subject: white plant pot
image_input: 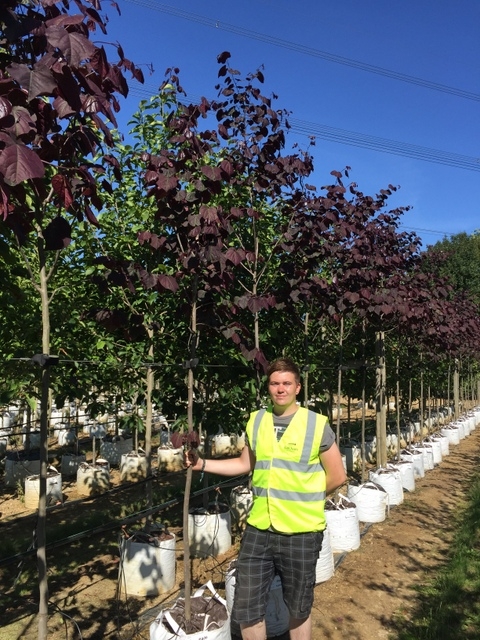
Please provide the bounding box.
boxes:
[347,481,388,523]
[400,449,425,479]
[230,485,253,532]
[325,497,360,553]
[5,457,41,487]
[341,442,362,472]
[119,531,176,596]
[61,453,86,476]
[120,451,148,482]
[100,437,133,466]
[369,468,404,506]
[388,461,415,492]
[157,446,184,473]
[210,434,235,458]
[22,431,41,449]
[315,525,335,583]
[57,428,77,447]
[188,505,231,558]
[24,469,62,509]
[76,462,110,496]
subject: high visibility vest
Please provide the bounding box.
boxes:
[246,407,328,534]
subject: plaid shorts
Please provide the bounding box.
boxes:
[232,524,324,625]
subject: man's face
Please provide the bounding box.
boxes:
[268,370,301,414]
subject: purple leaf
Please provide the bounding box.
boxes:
[51,174,74,209]
[170,432,185,448]
[0,97,12,120]
[217,51,231,64]
[0,143,45,185]
[7,63,57,101]
[201,165,222,181]
[45,26,96,67]
[157,274,179,292]
[43,216,72,250]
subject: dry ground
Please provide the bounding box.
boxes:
[0,420,479,640]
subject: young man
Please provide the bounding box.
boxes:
[186,357,346,640]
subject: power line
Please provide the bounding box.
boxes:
[127,85,480,172]
[124,0,480,103]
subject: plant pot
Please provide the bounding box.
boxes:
[440,425,460,446]
[235,431,245,453]
[188,503,232,558]
[120,451,148,482]
[150,581,230,639]
[412,444,434,471]
[400,448,425,479]
[347,481,388,523]
[209,434,235,458]
[24,468,62,509]
[76,462,110,496]
[100,436,133,466]
[5,452,41,487]
[369,467,404,506]
[424,438,442,465]
[325,495,360,553]
[225,561,288,639]
[315,525,335,583]
[229,485,253,532]
[22,430,41,449]
[341,442,362,472]
[61,453,86,476]
[157,446,184,473]
[57,428,77,447]
[119,530,176,596]
[387,461,415,492]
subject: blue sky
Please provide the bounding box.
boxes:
[103,0,480,249]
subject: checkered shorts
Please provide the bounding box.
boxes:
[232,524,324,625]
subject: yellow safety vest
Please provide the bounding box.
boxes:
[246,407,327,534]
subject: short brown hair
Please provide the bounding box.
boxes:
[266,357,301,384]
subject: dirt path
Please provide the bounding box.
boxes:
[309,424,480,640]
[2,423,479,640]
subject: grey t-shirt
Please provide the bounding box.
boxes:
[246,410,336,453]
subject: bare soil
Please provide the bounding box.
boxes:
[1,423,479,640]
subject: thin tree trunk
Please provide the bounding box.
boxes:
[396,355,401,461]
[303,313,309,407]
[375,331,387,468]
[144,330,154,531]
[361,320,367,483]
[183,293,197,622]
[37,236,50,640]
[335,317,344,444]
[419,353,424,440]
[454,359,460,418]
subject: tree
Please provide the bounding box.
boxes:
[0,1,142,637]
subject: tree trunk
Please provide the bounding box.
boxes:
[303,313,309,407]
[375,331,387,468]
[335,317,344,444]
[453,359,460,418]
[37,236,51,640]
[144,330,154,531]
[183,295,197,622]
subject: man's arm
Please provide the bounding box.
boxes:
[320,442,347,494]
[187,442,255,477]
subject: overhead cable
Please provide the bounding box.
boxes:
[124,0,480,102]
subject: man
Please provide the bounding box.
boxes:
[187,357,346,640]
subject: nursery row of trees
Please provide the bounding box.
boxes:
[1,54,480,433]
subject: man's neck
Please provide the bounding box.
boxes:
[273,404,299,417]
